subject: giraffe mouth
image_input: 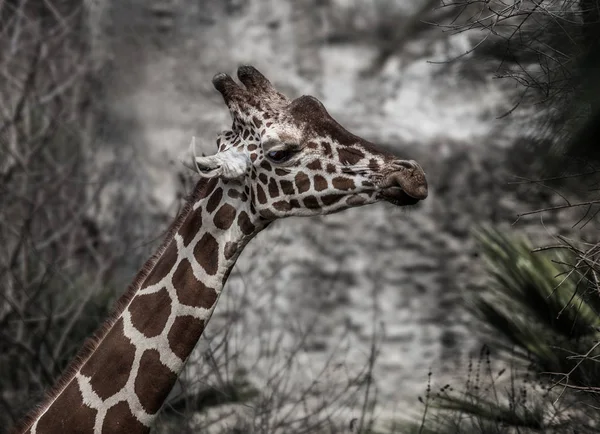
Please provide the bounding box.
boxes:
[379,187,422,206]
[377,162,428,206]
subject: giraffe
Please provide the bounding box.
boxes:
[12,65,428,434]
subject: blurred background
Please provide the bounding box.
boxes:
[2,0,600,432]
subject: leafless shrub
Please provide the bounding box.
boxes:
[0,1,153,430]
[528,189,600,402]
[152,247,384,433]
[431,1,590,106]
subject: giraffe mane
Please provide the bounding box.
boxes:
[11,180,208,434]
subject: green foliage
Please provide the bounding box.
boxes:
[402,228,600,433]
[472,228,600,388]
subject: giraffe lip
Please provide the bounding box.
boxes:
[380,187,421,206]
[385,162,428,201]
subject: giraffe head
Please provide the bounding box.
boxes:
[184,65,427,220]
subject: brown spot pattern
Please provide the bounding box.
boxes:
[332,177,355,191]
[280,180,295,195]
[237,211,255,235]
[134,350,177,414]
[193,233,219,275]
[102,402,146,434]
[260,160,272,171]
[199,178,218,200]
[268,178,280,197]
[326,163,337,173]
[290,199,301,208]
[227,189,241,199]
[307,160,322,170]
[143,242,177,288]
[322,194,345,206]
[168,316,205,360]
[261,209,277,220]
[275,168,288,176]
[36,382,96,433]
[179,210,202,246]
[347,195,367,206]
[295,172,310,193]
[313,175,328,191]
[338,148,364,165]
[273,201,292,211]
[213,203,237,230]
[128,288,171,338]
[172,259,218,308]
[259,173,268,184]
[224,242,237,260]
[256,184,267,204]
[206,188,223,214]
[81,319,135,400]
[304,196,319,209]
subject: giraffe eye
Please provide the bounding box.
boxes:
[266,149,294,163]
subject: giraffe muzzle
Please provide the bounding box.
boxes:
[379,160,428,206]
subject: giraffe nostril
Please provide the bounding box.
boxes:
[395,159,422,171]
[397,160,414,169]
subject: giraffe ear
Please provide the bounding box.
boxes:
[180,137,249,180]
[180,137,220,178]
[190,155,223,178]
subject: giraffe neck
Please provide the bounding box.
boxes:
[21,178,263,434]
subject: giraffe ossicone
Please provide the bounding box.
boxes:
[14,65,428,434]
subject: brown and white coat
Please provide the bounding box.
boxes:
[13,66,428,434]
